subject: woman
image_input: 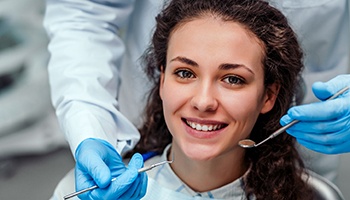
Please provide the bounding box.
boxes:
[127,0,313,199]
[53,0,314,199]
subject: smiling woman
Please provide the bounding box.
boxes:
[124,0,314,199]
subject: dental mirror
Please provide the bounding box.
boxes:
[239,86,349,149]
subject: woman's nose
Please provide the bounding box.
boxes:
[190,83,218,112]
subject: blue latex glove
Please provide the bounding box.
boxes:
[280,75,350,154]
[75,138,147,199]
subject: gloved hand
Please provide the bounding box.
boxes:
[75,138,147,199]
[280,75,350,154]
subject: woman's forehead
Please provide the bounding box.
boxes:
[167,17,265,74]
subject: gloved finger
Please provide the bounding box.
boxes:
[134,172,148,199]
[128,153,144,168]
[297,138,350,154]
[90,166,139,200]
[75,153,111,190]
[125,172,148,200]
[90,153,144,200]
[288,128,350,145]
[285,98,348,121]
[284,116,348,135]
[94,140,127,176]
[280,114,293,126]
[75,156,112,200]
[120,173,144,200]
[312,75,350,100]
[117,153,146,199]
[75,167,96,200]
[76,149,113,188]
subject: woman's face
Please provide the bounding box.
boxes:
[160,17,278,161]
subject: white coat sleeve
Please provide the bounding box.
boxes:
[43,0,140,156]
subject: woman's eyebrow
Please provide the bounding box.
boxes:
[170,56,255,75]
[170,56,198,67]
[219,63,255,75]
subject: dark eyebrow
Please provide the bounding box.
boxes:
[219,63,255,75]
[170,56,254,75]
[170,56,199,67]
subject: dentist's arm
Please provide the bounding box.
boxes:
[281,75,350,154]
[44,0,140,156]
[43,0,144,198]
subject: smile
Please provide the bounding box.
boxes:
[185,119,227,132]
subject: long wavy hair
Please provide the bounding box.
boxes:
[126,0,313,199]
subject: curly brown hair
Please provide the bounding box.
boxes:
[126,0,313,199]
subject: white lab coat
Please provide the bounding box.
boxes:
[44,0,349,182]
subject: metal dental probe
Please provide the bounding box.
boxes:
[238,86,349,148]
[63,153,174,200]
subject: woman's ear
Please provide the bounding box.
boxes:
[159,66,165,100]
[260,83,280,114]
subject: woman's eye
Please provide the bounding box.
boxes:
[223,76,245,85]
[175,69,194,79]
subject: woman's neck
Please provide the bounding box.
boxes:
[168,144,248,192]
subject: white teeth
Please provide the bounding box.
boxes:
[195,124,201,130]
[186,120,223,132]
[191,123,196,129]
[202,125,208,131]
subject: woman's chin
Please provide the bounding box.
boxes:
[181,145,220,161]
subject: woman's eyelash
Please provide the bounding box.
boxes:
[174,69,195,79]
[222,75,246,85]
[173,69,245,85]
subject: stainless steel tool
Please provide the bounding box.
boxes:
[239,86,349,148]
